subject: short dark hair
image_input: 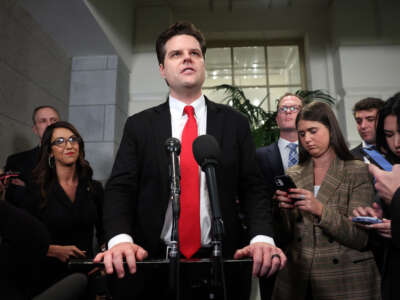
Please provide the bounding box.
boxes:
[276,93,304,110]
[296,101,354,164]
[376,92,400,163]
[32,105,60,125]
[352,97,385,117]
[155,21,206,65]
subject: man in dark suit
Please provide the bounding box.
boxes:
[1,106,60,205]
[350,97,384,160]
[256,93,303,189]
[256,93,302,300]
[95,21,286,299]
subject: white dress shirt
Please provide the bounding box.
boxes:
[278,137,299,171]
[361,141,373,164]
[108,95,274,249]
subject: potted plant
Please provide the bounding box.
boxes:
[215,84,335,147]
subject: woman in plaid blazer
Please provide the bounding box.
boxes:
[273,102,381,300]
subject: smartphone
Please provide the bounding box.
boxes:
[361,148,392,171]
[274,175,296,192]
[352,216,383,225]
[0,171,19,184]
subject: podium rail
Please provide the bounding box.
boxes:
[69,258,252,300]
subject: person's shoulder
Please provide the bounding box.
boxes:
[344,159,368,170]
[6,147,38,167]
[256,142,278,154]
[350,143,364,158]
[123,101,169,132]
[350,143,363,152]
[91,180,104,190]
[128,102,166,119]
[342,159,372,182]
[206,98,247,119]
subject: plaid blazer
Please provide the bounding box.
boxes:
[273,157,381,300]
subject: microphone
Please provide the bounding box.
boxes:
[33,273,88,300]
[192,135,220,169]
[192,135,224,244]
[164,137,181,192]
[164,137,181,249]
[165,137,181,155]
[192,135,227,298]
[165,137,182,298]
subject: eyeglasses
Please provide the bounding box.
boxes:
[51,136,80,147]
[278,105,301,113]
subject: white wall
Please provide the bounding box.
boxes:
[0,1,70,166]
[330,0,400,147]
[69,55,129,181]
[335,45,400,147]
[84,0,135,70]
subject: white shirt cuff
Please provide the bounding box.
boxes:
[108,234,134,249]
[250,235,276,246]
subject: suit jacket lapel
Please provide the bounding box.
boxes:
[317,157,345,206]
[153,100,172,208]
[205,98,224,143]
[269,142,284,175]
[294,159,314,192]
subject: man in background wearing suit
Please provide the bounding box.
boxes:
[255,93,302,300]
[256,93,303,187]
[350,97,385,161]
[1,106,60,205]
[95,21,286,299]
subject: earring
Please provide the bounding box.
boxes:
[48,156,54,168]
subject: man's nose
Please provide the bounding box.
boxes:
[360,119,368,128]
[183,51,192,62]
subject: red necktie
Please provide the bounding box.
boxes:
[179,105,201,258]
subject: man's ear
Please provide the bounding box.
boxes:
[32,124,39,137]
[159,63,165,78]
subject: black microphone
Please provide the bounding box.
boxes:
[164,137,181,253]
[192,135,224,243]
[33,273,88,300]
[164,137,181,189]
[165,137,181,155]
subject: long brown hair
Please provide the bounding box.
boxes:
[33,121,93,207]
[296,101,354,164]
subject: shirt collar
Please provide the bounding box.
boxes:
[278,137,298,149]
[169,94,205,117]
[362,141,374,149]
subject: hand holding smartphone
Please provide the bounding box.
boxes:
[274,175,296,192]
[352,216,383,225]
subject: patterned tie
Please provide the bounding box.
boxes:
[287,143,298,168]
[179,105,201,258]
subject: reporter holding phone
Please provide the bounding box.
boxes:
[273,102,380,300]
[352,92,400,300]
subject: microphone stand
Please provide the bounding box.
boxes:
[202,158,227,300]
[166,144,181,300]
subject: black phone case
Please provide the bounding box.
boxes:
[274,175,296,192]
